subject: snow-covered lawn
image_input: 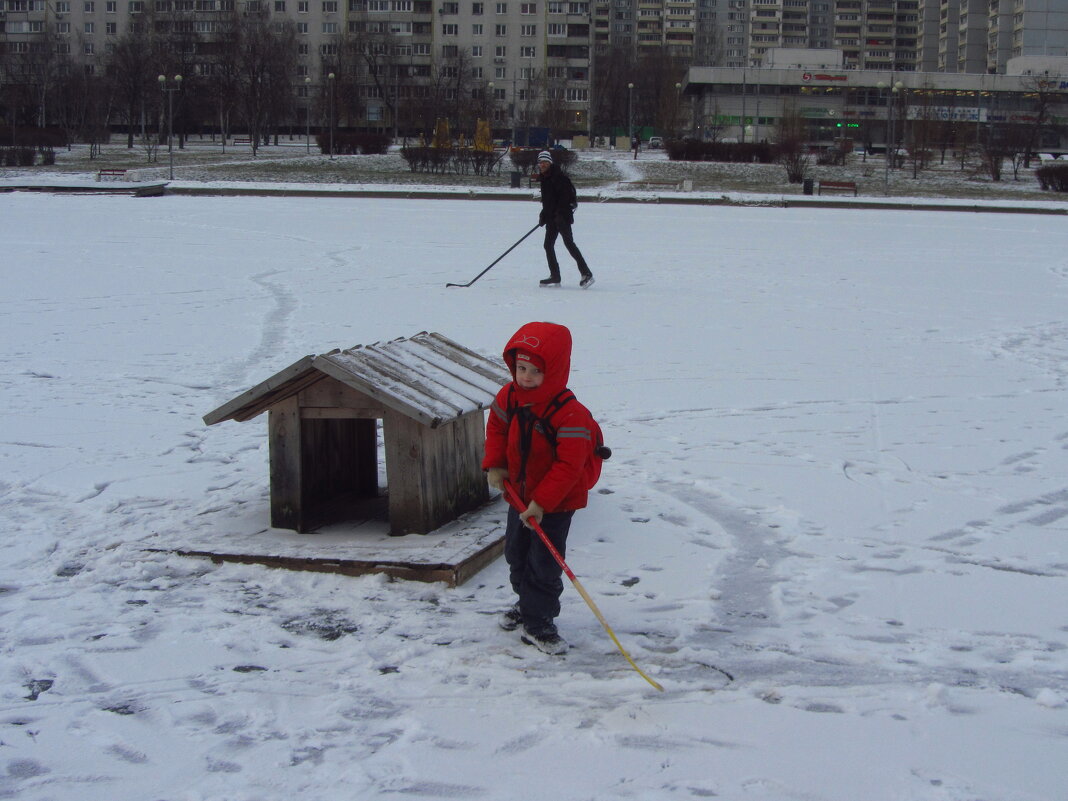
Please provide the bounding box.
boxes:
[1,190,1067,800]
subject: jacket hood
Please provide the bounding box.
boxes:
[503,321,572,406]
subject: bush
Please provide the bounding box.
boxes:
[665,138,775,164]
[399,145,510,175]
[509,147,576,172]
[1,147,37,167]
[817,142,850,166]
[1035,162,1068,192]
[0,126,67,149]
[399,145,454,174]
[316,132,392,155]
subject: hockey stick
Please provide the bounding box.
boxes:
[503,481,665,692]
[445,225,540,288]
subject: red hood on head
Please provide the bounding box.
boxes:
[503,321,572,406]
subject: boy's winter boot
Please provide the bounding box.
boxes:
[521,619,569,655]
[498,603,522,631]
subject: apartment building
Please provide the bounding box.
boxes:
[0,0,594,135]
[750,0,1068,74]
[728,0,921,71]
[431,0,593,133]
[1008,0,1068,60]
[590,0,701,59]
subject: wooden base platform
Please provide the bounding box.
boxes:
[156,498,506,587]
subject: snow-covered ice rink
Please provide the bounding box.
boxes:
[2,191,1067,800]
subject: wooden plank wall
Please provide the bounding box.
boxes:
[384,410,488,535]
[269,376,489,536]
[269,397,303,531]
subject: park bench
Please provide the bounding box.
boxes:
[233,137,252,146]
[97,168,128,181]
[818,180,858,196]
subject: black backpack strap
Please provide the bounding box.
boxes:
[511,389,575,485]
[537,390,575,448]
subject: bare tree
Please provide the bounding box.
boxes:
[1020,75,1062,168]
[55,64,114,158]
[590,45,633,140]
[905,84,937,178]
[1,20,68,131]
[225,11,297,154]
[106,17,163,148]
[775,104,810,184]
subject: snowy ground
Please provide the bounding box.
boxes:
[1,189,1067,801]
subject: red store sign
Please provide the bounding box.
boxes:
[802,72,849,82]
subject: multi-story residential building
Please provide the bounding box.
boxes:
[0,0,594,137]
[590,0,699,58]
[914,0,946,71]
[952,0,991,71]
[1008,0,1068,60]
[3,0,1065,141]
[741,0,1065,75]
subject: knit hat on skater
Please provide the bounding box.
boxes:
[515,350,546,372]
[537,150,553,164]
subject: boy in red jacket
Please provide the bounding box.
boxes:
[483,321,595,655]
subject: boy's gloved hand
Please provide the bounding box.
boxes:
[521,500,544,528]
[486,467,507,490]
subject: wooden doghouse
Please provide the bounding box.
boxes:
[203,332,508,535]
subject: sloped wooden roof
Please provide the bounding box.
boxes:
[203,332,508,429]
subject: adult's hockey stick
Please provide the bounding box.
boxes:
[503,481,664,692]
[445,225,540,288]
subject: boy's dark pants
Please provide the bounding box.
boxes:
[505,506,575,625]
[543,218,590,279]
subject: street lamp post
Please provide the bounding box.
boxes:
[674,82,682,139]
[157,74,182,180]
[328,72,335,160]
[487,81,494,136]
[877,79,903,194]
[510,71,517,146]
[304,76,311,153]
[627,82,634,145]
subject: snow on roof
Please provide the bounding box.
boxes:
[203,331,507,428]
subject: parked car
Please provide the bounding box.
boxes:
[647,136,664,149]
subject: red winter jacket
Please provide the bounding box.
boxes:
[482,321,594,513]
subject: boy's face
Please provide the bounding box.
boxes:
[538,160,551,174]
[515,360,544,389]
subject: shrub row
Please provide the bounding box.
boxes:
[315,132,392,155]
[0,126,68,149]
[0,146,56,166]
[509,147,576,172]
[665,138,776,164]
[399,146,506,175]
[1035,162,1068,192]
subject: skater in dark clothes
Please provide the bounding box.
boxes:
[534,150,594,289]
[483,321,596,654]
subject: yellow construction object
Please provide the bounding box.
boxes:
[432,118,450,148]
[475,119,493,152]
